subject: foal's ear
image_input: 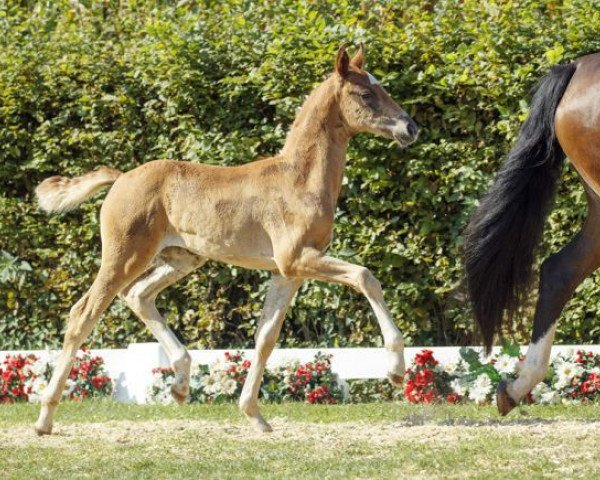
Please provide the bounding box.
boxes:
[350,43,366,70]
[335,46,350,77]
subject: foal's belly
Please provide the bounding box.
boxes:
[163,227,278,272]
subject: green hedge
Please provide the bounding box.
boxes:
[2,0,600,350]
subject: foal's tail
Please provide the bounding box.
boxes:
[464,62,577,353]
[36,167,123,213]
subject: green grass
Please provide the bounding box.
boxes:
[2,401,600,479]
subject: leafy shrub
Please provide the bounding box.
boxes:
[2,1,600,349]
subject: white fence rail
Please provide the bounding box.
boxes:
[4,343,600,403]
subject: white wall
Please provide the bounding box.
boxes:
[4,343,600,404]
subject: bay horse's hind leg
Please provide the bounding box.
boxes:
[498,187,600,414]
[239,275,303,432]
[120,247,206,403]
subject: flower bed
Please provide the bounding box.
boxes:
[4,346,600,406]
[145,347,600,405]
[348,347,600,405]
[147,352,344,404]
[0,348,112,403]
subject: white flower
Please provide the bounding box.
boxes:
[210,359,229,374]
[468,374,493,404]
[565,348,575,358]
[64,379,77,397]
[468,386,489,404]
[444,362,459,375]
[222,378,237,396]
[479,350,492,365]
[26,377,49,403]
[531,382,551,403]
[450,379,467,396]
[540,390,560,405]
[495,355,518,375]
[553,376,570,391]
[202,374,219,394]
[556,361,582,384]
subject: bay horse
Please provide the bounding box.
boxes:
[33,45,418,434]
[465,52,600,415]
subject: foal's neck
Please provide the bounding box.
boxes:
[281,77,351,203]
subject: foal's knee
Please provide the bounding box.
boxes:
[256,328,278,351]
[355,267,381,294]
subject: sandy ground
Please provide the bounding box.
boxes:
[3,416,599,450]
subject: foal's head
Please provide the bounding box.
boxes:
[334,45,419,147]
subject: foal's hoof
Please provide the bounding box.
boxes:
[170,385,189,405]
[387,372,404,388]
[496,380,518,416]
[34,424,52,436]
[249,415,273,433]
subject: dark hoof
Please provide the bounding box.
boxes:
[34,426,52,436]
[496,380,518,416]
[387,372,404,388]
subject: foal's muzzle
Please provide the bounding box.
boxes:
[392,115,419,147]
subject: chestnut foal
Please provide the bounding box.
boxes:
[34,45,418,434]
[465,53,600,415]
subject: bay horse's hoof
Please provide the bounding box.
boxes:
[496,380,518,416]
[387,372,404,388]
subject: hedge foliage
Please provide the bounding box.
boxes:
[2,0,600,350]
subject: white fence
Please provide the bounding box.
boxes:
[4,343,600,403]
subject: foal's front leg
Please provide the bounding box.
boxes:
[239,275,303,432]
[279,248,405,386]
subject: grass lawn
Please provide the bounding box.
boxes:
[1,401,600,479]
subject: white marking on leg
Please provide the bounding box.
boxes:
[508,324,557,400]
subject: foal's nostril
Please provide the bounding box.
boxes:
[407,120,419,138]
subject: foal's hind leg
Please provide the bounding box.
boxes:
[35,203,166,434]
[35,261,154,435]
[120,247,206,403]
[498,189,600,414]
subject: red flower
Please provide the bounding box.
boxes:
[446,392,460,404]
[415,369,434,387]
[414,350,437,367]
[91,376,106,389]
[423,391,434,403]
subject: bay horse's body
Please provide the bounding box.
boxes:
[34,46,418,434]
[465,52,600,414]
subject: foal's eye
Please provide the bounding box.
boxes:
[360,91,373,99]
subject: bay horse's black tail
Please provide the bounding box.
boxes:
[464,62,577,353]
